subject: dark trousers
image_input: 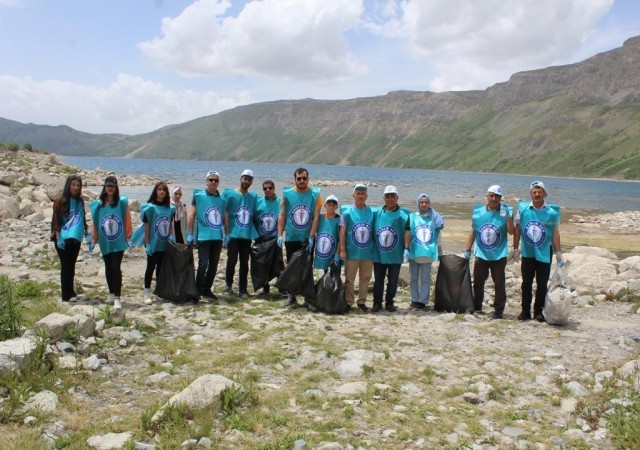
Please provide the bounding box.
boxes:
[521,256,552,315]
[55,239,81,301]
[144,251,165,289]
[284,241,306,299]
[225,238,251,293]
[196,240,223,294]
[373,262,401,306]
[103,251,124,297]
[473,257,507,312]
[174,221,184,244]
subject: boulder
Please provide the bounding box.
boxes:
[0,196,20,221]
[618,256,640,282]
[0,336,36,370]
[34,313,76,341]
[565,250,618,295]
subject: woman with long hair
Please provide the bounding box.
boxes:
[90,175,132,309]
[170,185,188,244]
[142,181,175,303]
[51,175,87,302]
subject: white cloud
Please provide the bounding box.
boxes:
[138,0,367,81]
[368,0,614,91]
[0,74,250,134]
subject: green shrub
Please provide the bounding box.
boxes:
[0,275,23,339]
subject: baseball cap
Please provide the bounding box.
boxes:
[205,170,219,180]
[241,169,254,178]
[487,184,503,196]
[530,180,547,196]
[353,183,367,192]
[325,194,339,204]
[383,185,398,195]
[104,175,118,186]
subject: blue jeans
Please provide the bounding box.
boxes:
[373,262,401,306]
[409,260,432,305]
[196,240,223,294]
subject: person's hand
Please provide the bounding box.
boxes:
[87,241,95,253]
[168,235,175,243]
[127,241,133,250]
[463,250,471,260]
[556,251,565,268]
[187,234,195,244]
[306,236,315,252]
[513,248,521,262]
[403,249,411,263]
[146,245,153,256]
[56,236,65,250]
[223,234,231,248]
[333,252,341,263]
[276,236,283,248]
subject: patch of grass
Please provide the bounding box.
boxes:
[0,275,22,340]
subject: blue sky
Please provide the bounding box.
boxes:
[0,0,638,134]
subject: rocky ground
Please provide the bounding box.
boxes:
[0,149,639,450]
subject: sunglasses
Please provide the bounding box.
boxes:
[296,176,308,181]
[207,178,220,183]
[263,186,274,191]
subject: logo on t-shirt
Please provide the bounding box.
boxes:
[316,232,336,258]
[62,210,80,231]
[376,225,398,252]
[291,204,311,230]
[351,222,372,249]
[235,206,253,229]
[478,223,500,250]
[259,212,278,235]
[204,206,223,229]
[154,216,172,241]
[101,214,123,241]
[415,224,434,245]
[524,220,546,247]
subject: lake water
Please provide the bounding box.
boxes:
[63,156,640,213]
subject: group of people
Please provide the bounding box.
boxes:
[51,167,563,321]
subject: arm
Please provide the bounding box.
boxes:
[187,205,196,236]
[403,229,411,250]
[124,205,133,241]
[552,225,561,253]
[465,229,475,252]
[277,199,286,238]
[513,224,521,250]
[310,197,322,237]
[506,213,515,235]
[144,223,150,246]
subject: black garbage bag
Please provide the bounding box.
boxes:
[154,242,200,303]
[310,261,347,314]
[275,247,316,299]
[434,254,474,313]
[250,236,285,292]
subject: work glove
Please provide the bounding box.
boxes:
[223,235,231,247]
[146,245,153,256]
[56,236,65,250]
[513,248,521,262]
[500,203,510,216]
[187,234,195,244]
[276,236,283,248]
[306,236,315,252]
[463,250,471,260]
[126,241,133,250]
[556,251,565,268]
[168,235,175,243]
[333,252,341,263]
[87,241,95,253]
[403,249,411,263]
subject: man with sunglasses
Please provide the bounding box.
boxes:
[513,181,564,322]
[277,167,322,307]
[188,170,226,301]
[464,185,514,319]
[254,179,282,296]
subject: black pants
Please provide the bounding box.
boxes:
[174,220,184,244]
[103,251,124,297]
[473,257,507,312]
[225,238,251,293]
[144,251,165,289]
[196,240,223,294]
[521,255,552,315]
[55,239,81,301]
[373,262,401,306]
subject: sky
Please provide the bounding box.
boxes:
[0,0,639,135]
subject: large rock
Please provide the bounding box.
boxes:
[0,336,36,370]
[87,432,132,450]
[565,248,618,295]
[151,374,243,422]
[0,195,20,221]
[34,313,77,341]
[618,256,640,282]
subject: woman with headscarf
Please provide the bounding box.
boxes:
[171,185,188,244]
[90,175,133,309]
[51,174,87,302]
[404,193,444,310]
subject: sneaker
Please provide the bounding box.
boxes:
[144,288,151,299]
[202,291,218,301]
[492,311,504,319]
[357,304,369,312]
[283,295,298,307]
[113,298,123,309]
[68,296,77,303]
[517,311,531,321]
[535,313,546,323]
[385,304,398,313]
[410,302,425,310]
[371,303,383,313]
[144,296,153,305]
[344,305,352,313]
[224,285,234,294]
[240,292,249,299]
[105,294,115,305]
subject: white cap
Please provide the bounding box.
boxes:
[383,185,398,195]
[530,180,546,194]
[241,169,254,178]
[325,194,339,204]
[487,184,503,196]
[353,183,367,192]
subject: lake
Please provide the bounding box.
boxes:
[62,156,640,213]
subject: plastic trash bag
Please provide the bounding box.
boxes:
[275,247,316,299]
[544,266,571,326]
[250,236,284,292]
[154,242,200,303]
[434,254,474,313]
[310,261,347,314]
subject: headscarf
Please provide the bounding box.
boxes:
[170,185,185,219]
[416,192,444,229]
